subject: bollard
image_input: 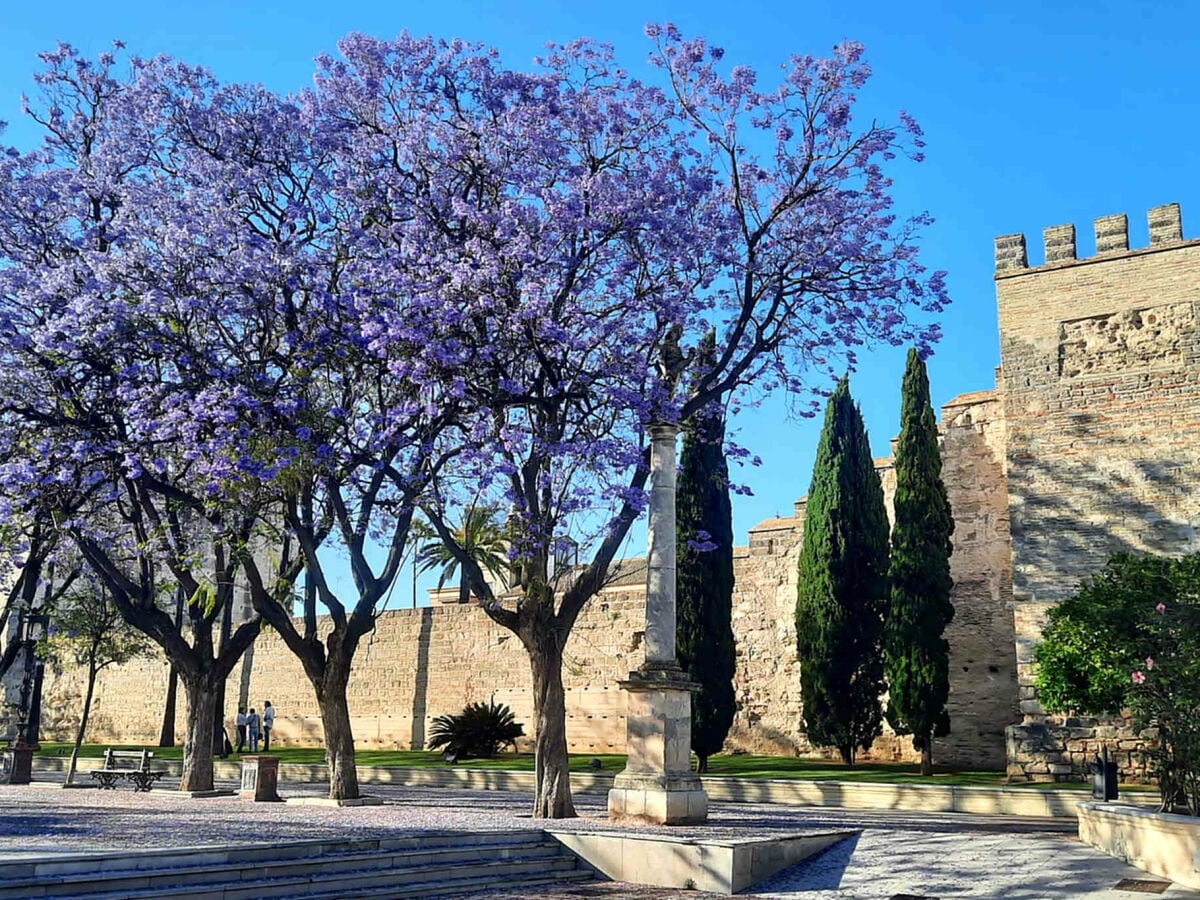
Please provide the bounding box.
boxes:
[1091,746,1119,802]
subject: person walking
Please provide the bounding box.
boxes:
[247,707,261,754]
[235,707,247,754]
[262,701,276,752]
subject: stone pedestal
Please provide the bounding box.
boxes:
[239,755,281,802]
[608,423,709,824]
[0,747,33,786]
[608,668,708,824]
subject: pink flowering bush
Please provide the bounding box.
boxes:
[1036,552,1200,814]
[1127,574,1200,815]
[1035,553,1173,715]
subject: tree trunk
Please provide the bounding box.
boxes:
[65,660,98,787]
[180,676,217,792]
[839,745,855,766]
[159,587,186,748]
[212,598,233,754]
[159,666,178,747]
[920,738,933,777]
[528,641,575,819]
[316,659,359,801]
[458,572,470,605]
[697,754,709,774]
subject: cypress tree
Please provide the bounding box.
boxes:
[795,376,890,765]
[676,332,737,774]
[884,348,955,776]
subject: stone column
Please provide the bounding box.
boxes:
[608,423,708,825]
[644,425,678,667]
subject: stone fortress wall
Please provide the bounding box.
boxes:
[722,386,1017,769]
[997,203,1200,780]
[34,203,1200,779]
[37,382,1018,770]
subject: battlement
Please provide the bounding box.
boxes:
[994,203,1189,275]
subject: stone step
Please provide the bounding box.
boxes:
[38,856,586,900]
[0,840,569,900]
[311,868,597,899]
[0,829,547,881]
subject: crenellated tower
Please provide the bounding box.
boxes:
[994,204,1200,732]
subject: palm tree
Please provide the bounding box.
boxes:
[415,506,510,604]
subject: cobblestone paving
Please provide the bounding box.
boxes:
[2,775,1198,899]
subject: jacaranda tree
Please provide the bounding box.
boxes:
[0,518,80,682]
[796,377,891,764]
[0,48,289,791]
[884,348,954,776]
[359,28,947,815]
[0,46,470,801]
[676,332,737,774]
[1,26,947,814]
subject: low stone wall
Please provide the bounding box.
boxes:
[31,755,1141,819]
[549,829,857,895]
[1005,717,1155,783]
[1078,802,1200,889]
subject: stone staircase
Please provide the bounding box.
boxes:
[0,830,594,899]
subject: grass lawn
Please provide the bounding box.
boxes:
[31,741,1138,790]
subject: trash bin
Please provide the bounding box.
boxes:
[1091,748,1118,801]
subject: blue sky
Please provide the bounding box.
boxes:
[3,0,1199,605]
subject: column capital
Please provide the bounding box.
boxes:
[648,422,681,441]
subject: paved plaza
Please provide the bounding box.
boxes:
[2,773,1198,898]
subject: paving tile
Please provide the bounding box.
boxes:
[2,778,1199,898]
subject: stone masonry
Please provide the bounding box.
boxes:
[36,384,1018,771]
[724,386,1017,769]
[998,204,1200,780]
[34,202,1199,781]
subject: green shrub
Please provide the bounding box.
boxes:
[1035,553,1170,715]
[1130,557,1200,814]
[427,700,525,760]
[1035,552,1200,814]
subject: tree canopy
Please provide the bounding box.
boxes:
[884,348,955,775]
[0,27,948,814]
[796,377,890,764]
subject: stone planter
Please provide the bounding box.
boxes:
[1077,801,1200,889]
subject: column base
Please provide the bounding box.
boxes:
[239,755,282,802]
[608,669,708,825]
[608,771,708,824]
[1,747,34,786]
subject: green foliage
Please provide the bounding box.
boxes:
[884,349,955,761]
[676,332,737,771]
[1035,552,1200,814]
[1034,553,1171,715]
[415,506,510,603]
[1131,575,1200,815]
[427,700,526,759]
[39,583,153,676]
[795,376,890,764]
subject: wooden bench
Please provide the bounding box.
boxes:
[89,749,164,792]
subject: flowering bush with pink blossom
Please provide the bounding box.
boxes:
[1035,553,1200,814]
[1127,578,1200,814]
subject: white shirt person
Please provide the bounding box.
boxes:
[262,701,276,752]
